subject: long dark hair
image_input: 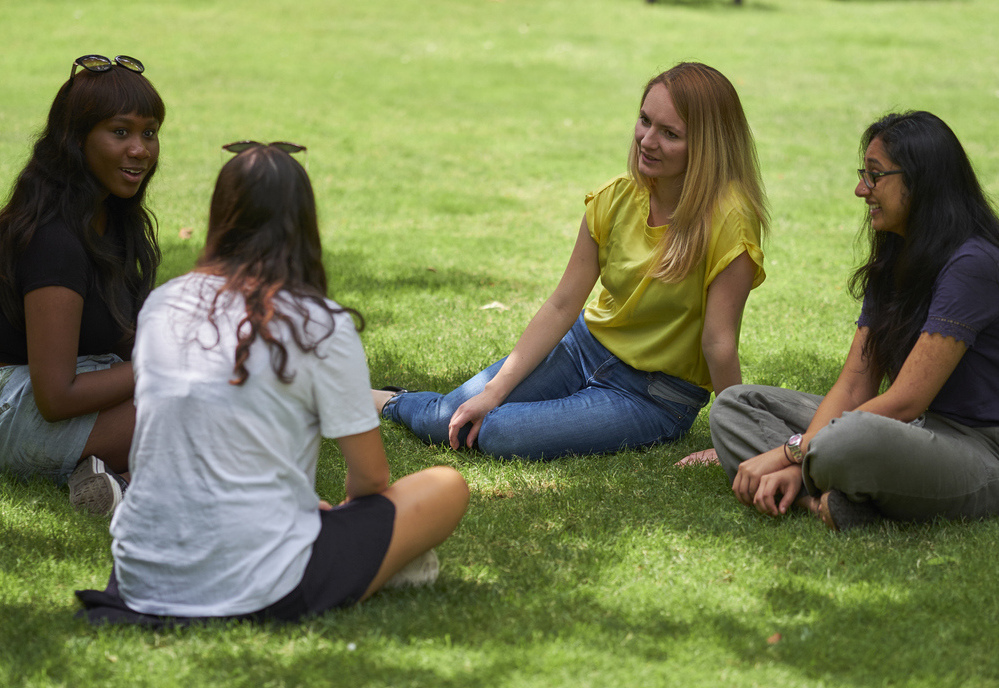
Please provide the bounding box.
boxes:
[198,144,361,386]
[0,64,164,339]
[850,111,999,381]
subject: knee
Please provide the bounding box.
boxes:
[476,417,549,461]
[710,384,766,427]
[474,414,513,459]
[429,466,470,520]
[709,385,744,427]
[806,413,888,489]
[475,425,513,460]
[436,466,469,501]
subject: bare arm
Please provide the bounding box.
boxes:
[701,250,756,395]
[740,328,967,515]
[337,427,392,501]
[675,251,756,467]
[25,286,134,422]
[447,216,600,449]
[732,327,880,507]
[796,328,964,453]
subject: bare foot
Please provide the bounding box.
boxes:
[675,448,720,467]
[797,493,821,516]
[372,389,396,414]
[815,492,837,530]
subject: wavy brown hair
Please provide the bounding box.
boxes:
[0,64,164,340]
[198,144,361,385]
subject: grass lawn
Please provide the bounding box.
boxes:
[2,0,999,685]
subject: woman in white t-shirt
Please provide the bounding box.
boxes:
[77,142,468,625]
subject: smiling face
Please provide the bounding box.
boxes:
[856,136,909,236]
[82,112,160,199]
[634,83,688,188]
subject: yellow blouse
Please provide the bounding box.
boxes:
[583,175,765,391]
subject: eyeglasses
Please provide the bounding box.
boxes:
[857,168,903,190]
[71,54,144,79]
[222,141,307,155]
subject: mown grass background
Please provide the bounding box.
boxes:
[2,0,998,686]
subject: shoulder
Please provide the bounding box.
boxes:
[20,218,90,294]
[27,218,85,255]
[584,175,646,241]
[704,183,766,286]
[585,175,640,205]
[714,183,758,225]
[150,272,216,302]
[709,183,763,243]
[938,236,999,282]
[138,273,220,324]
[952,235,999,262]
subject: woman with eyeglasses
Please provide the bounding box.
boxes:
[374,62,769,462]
[711,111,999,530]
[0,55,163,515]
[77,143,468,626]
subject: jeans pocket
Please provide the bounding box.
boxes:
[647,377,707,422]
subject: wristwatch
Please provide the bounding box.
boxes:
[785,434,805,464]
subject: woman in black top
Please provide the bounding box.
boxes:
[0,55,164,515]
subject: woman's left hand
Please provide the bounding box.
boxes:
[732,446,789,506]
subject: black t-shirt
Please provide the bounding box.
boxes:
[0,219,131,364]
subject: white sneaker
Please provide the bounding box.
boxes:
[68,456,126,517]
[383,550,440,589]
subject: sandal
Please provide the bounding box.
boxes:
[818,490,882,531]
[379,386,409,394]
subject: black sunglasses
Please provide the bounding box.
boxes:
[71,54,144,79]
[222,141,307,155]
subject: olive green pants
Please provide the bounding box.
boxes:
[710,384,999,522]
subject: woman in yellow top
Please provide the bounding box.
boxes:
[375,62,768,460]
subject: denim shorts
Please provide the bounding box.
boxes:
[0,354,121,484]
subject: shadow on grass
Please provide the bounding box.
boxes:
[645,0,778,9]
[4,345,997,685]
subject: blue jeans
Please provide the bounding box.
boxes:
[382,314,709,460]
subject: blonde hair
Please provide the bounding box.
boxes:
[628,62,769,283]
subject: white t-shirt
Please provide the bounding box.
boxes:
[110,273,379,617]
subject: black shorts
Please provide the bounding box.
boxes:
[75,494,396,627]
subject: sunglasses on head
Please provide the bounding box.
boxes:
[222,141,308,155]
[71,54,144,79]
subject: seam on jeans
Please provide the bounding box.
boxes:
[586,353,621,385]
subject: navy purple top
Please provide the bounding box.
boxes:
[859,235,999,427]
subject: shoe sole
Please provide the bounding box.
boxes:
[69,456,124,517]
[819,490,882,531]
[383,550,440,589]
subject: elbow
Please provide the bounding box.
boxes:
[373,472,391,494]
[701,335,738,370]
[34,395,72,423]
[368,466,392,494]
[887,401,928,424]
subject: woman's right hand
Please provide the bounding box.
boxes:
[446,215,600,452]
[447,389,504,450]
[732,445,791,507]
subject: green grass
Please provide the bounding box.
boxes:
[3,0,999,685]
